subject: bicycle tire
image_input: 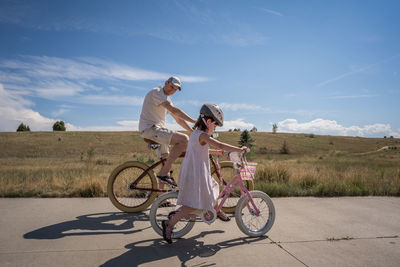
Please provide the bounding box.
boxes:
[235,190,275,237]
[211,161,254,213]
[107,161,158,213]
[150,191,195,238]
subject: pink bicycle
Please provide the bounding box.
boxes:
[149,151,276,238]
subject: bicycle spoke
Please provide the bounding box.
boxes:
[108,161,158,212]
[236,191,275,237]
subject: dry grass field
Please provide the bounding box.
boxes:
[0,131,399,197]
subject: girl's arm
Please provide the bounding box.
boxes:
[209,149,225,156]
[200,133,245,153]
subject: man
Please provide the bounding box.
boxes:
[139,76,196,185]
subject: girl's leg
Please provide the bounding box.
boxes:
[214,204,230,221]
[168,206,196,228]
[163,206,196,243]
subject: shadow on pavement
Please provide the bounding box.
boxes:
[24,212,149,239]
[101,230,268,267]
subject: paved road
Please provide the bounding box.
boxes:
[0,197,399,266]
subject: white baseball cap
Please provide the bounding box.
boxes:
[167,76,181,90]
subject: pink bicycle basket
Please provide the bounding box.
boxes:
[239,162,257,180]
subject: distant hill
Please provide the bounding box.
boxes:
[0,131,399,197]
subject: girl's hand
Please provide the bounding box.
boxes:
[241,146,250,154]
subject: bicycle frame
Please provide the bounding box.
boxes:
[150,152,275,238]
[130,153,222,193]
[130,158,166,192]
[215,168,260,216]
[175,158,260,221]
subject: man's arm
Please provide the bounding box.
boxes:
[171,114,194,133]
[161,101,196,124]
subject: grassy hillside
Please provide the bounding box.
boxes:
[0,131,399,197]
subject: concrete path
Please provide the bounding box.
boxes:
[0,197,399,266]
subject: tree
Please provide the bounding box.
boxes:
[16,123,30,132]
[272,123,278,134]
[250,127,258,132]
[239,129,254,148]
[280,140,290,154]
[53,121,66,131]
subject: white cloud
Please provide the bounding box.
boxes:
[0,56,208,105]
[35,80,86,98]
[316,64,376,87]
[218,102,263,111]
[78,95,144,106]
[259,8,283,17]
[277,118,400,137]
[326,94,378,99]
[51,104,74,117]
[68,120,140,131]
[0,84,57,131]
[163,117,255,132]
[1,56,208,83]
[316,54,400,87]
[221,119,255,131]
[0,71,30,83]
[0,83,141,132]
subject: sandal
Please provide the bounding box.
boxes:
[217,211,231,222]
[168,211,177,220]
[157,175,177,187]
[161,220,172,244]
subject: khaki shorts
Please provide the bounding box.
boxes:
[140,126,175,155]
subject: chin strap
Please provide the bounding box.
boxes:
[201,117,216,130]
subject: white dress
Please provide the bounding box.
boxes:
[177,130,219,210]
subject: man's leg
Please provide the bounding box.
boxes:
[158,132,188,177]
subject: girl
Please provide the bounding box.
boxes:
[162,103,248,244]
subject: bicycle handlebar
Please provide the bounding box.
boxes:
[227,151,250,169]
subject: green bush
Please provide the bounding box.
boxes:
[256,165,290,183]
[299,176,318,189]
[16,123,30,132]
[280,140,290,154]
[53,121,66,131]
[74,181,103,197]
[239,130,254,148]
[258,146,268,154]
[272,123,278,134]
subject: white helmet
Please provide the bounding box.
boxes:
[200,103,224,127]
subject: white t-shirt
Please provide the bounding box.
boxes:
[138,87,172,132]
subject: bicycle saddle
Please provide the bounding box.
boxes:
[143,138,159,145]
[143,138,161,150]
[143,138,186,157]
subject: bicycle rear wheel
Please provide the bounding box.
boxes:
[211,161,254,213]
[107,161,158,213]
[235,190,275,237]
[150,191,195,239]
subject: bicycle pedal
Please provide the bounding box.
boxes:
[157,175,177,187]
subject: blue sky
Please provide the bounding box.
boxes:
[1,0,399,137]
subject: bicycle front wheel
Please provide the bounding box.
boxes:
[150,191,195,239]
[235,190,275,237]
[107,161,158,213]
[211,161,254,213]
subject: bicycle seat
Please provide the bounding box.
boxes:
[144,138,159,145]
[143,138,186,157]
